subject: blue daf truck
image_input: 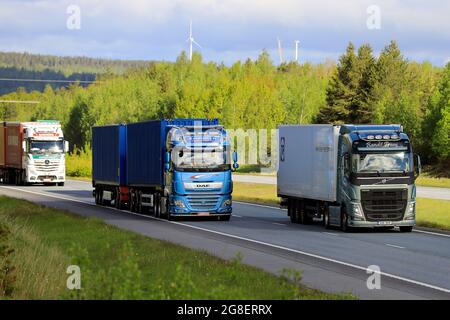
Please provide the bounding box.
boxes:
[92,119,238,220]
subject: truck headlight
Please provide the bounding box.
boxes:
[405,202,415,219]
[222,199,232,207]
[173,200,185,208]
[351,203,363,217]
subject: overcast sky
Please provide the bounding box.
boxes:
[0,0,449,65]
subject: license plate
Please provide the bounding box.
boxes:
[197,212,210,216]
[377,221,392,225]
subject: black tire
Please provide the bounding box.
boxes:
[115,188,122,209]
[154,194,161,218]
[219,215,231,221]
[324,209,331,229]
[94,189,100,205]
[289,199,297,223]
[399,226,413,233]
[57,182,65,187]
[298,200,310,224]
[341,207,351,232]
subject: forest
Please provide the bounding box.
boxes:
[0,41,448,169]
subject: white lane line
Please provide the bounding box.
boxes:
[413,229,450,238]
[233,215,243,218]
[322,232,339,236]
[385,243,405,249]
[272,222,287,226]
[2,185,450,295]
[234,201,286,211]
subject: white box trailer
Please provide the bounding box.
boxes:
[277,125,340,202]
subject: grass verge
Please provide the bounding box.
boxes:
[0,195,352,300]
[233,182,450,232]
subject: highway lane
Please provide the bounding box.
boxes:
[1,180,450,300]
[233,174,450,201]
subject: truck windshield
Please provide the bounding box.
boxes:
[352,152,412,173]
[173,147,230,172]
[30,141,64,154]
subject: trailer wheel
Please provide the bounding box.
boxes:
[324,209,331,229]
[58,182,65,187]
[289,199,297,223]
[130,190,137,212]
[115,188,122,210]
[154,194,161,218]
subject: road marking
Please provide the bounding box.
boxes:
[322,232,339,236]
[2,185,450,295]
[413,229,450,238]
[385,243,405,249]
[272,222,287,226]
[233,214,243,218]
[234,201,286,211]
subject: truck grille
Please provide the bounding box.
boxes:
[361,189,407,221]
[34,161,61,172]
[186,194,220,211]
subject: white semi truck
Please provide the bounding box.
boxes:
[0,121,69,186]
[277,124,421,232]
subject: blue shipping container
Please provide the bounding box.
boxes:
[126,119,219,187]
[92,124,127,186]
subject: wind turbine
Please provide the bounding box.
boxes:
[187,20,201,61]
[294,40,300,62]
[277,37,284,64]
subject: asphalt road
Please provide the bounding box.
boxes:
[1,180,450,300]
[233,174,450,201]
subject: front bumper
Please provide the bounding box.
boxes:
[169,194,232,215]
[348,218,415,228]
[348,200,416,228]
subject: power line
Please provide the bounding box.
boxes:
[0,78,99,84]
[0,100,40,104]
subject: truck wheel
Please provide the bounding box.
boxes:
[220,215,231,221]
[289,199,297,223]
[324,210,331,229]
[57,182,65,187]
[154,194,161,218]
[115,188,122,210]
[399,226,413,233]
[341,208,351,233]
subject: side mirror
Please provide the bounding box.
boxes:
[22,141,28,153]
[232,151,239,171]
[232,151,238,163]
[414,154,422,177]
[64,141,69,153]
[164,151,171,171]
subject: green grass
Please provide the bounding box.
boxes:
[233,182,450,232]
[416,175,450,189]
[416,198,450,231]
[0,196,352,300]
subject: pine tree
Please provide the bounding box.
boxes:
[316,43,357,123]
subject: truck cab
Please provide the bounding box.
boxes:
[335,125,420,232]
[22,121,69,185]
[164,122,237,219]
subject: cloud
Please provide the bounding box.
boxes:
[0,0,448,65]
